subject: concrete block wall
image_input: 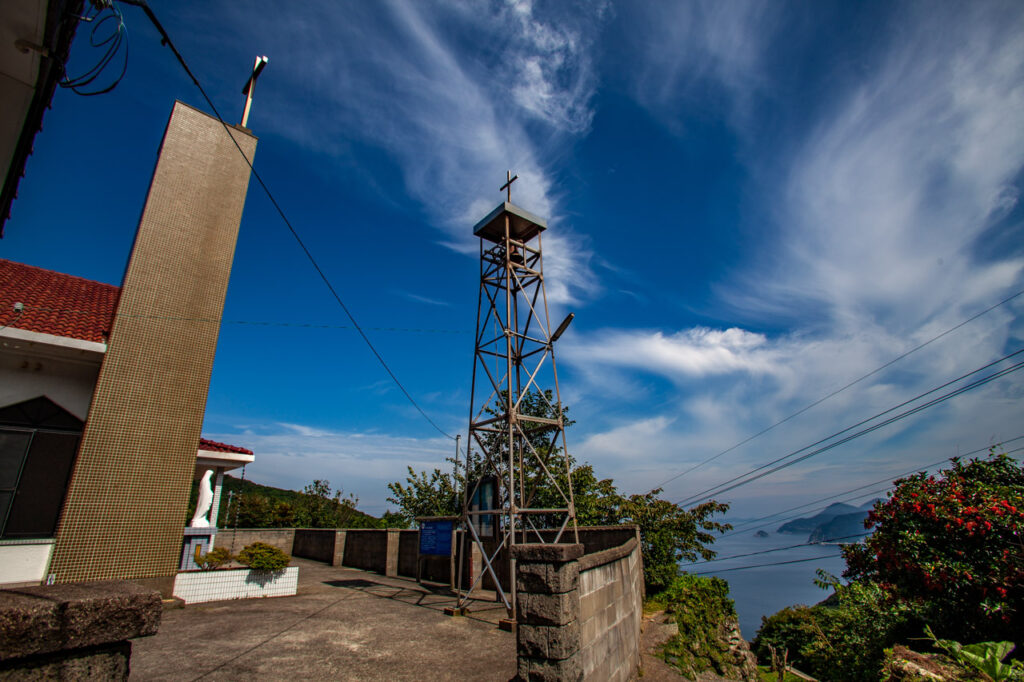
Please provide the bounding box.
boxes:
[511,528,643,682]
[214,529,295,555]
[577,536,643,682]
[292,529,340,563]
[397,529,419,577]
[341,530,388,573]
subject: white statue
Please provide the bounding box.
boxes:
[190,469,214,528]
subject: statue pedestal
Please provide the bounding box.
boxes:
[180,527,217,570]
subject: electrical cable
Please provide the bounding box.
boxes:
[692,553,845,575]
[676,349,1024,507]
[721,439,1024,537]
[651,287,1024,493]
[0,304,25,331]
[680,358,1024,506]
[12,303,468,334]
[60,1,129,96]
[683,532,870,567]
[117,0,456,440]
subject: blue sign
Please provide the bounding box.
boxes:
[419,520,453,556]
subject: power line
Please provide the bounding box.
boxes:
[722,439,1024,537]
[652,287,1024,493]
[9,303,469,335]
[684,532,870,567]
[119,0,456,440]
[692,553,844,575]
[60,1,129,96]
[677,350,1024,507]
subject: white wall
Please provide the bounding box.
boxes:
[0,332,102,418]
[0,541,55,585]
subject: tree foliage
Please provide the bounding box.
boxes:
[843,453,1024,643]
[620,491,731,593]
[385,393,730,591]
[753,578,917,682]
[222,479,382,529]
[386,467,459,522]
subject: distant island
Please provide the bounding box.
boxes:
[754,530,770,538]
[777,499,881,542]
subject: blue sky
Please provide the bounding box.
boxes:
[4,0,1023,517]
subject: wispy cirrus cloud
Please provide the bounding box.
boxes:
[212,0,607,304]
[566,2,1024,512]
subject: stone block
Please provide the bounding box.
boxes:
[517,621,580,661]
[516,560,579,595]
[579,594,595,623]
[0,641,131,680]
[517,591,579,627]
[0,581,160,660]
[517,654,583,682]
[511,544,583,564]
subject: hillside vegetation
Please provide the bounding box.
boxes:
[188,475,385,529]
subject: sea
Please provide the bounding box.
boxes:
[681,530,849,641]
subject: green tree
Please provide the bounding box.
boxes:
[298,479,360,528]
[234,492,271,527]
[386,467,459,524]
[752,579,916,682]
[842,452,1024,643]
[620,490,730,593]
[385,394,731,591]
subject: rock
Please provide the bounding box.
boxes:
[881,645,973,681]
[719,619,759,681]
[754,530,770,538]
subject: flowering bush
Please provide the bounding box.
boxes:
[843,453,1024,643]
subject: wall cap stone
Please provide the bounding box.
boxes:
[512,544,583,563]
[578,536,639,572]
[0,581,161,660]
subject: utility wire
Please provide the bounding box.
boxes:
[693,553,844,575]
[10,303,468,334]
[723,445,1020,540]
[722,438,1024,537]
[684,533,870,567]
[118,0,456,440]
[61,1,129,96]
[681,359,1024,506]
[652,287,1024,493]
[677,350,1024,507]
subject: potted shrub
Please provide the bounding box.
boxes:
[173,542,299,604]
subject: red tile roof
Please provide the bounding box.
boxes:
[1,260,253,457]
[0,259,119,344]
[199,438,254,455]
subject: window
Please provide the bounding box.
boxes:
[0,398,82,539]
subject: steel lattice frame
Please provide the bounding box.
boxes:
[457,207,578,617]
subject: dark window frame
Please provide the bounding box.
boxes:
[0,398,83,540]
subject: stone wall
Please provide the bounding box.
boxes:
[214,529,295,555]
[0,581,160,680]
[511,527,643,682]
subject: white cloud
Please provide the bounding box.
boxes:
[564,327,775,379]
[215,0,606,304]
[206,423,452,516]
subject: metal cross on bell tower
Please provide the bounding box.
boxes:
[456,172,578,618]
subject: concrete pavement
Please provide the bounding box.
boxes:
[130,558,515,681]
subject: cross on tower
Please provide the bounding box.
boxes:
[500,170,518,202]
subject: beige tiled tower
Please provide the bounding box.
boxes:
[48,102,257,586]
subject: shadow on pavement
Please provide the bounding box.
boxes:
[323,577,508,626]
